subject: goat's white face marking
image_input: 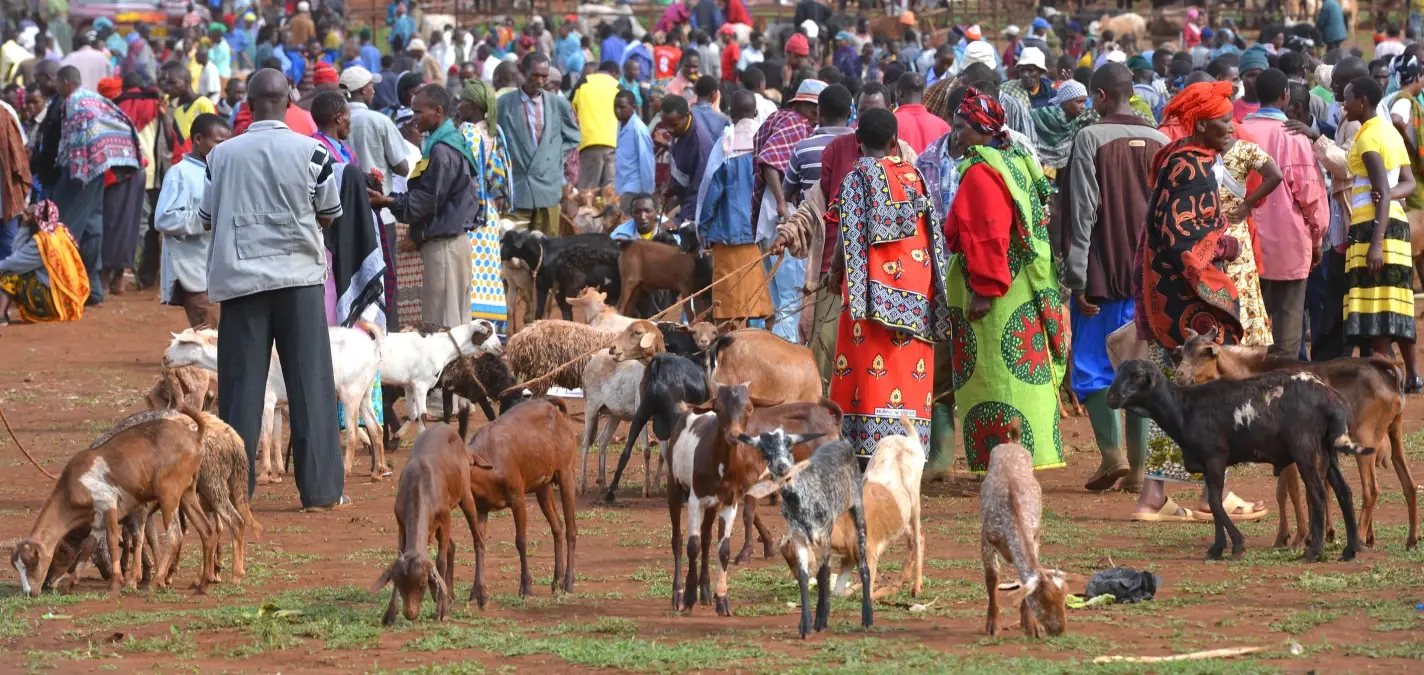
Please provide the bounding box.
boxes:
[1263,386,1284,405]
[15,558,29,596]
[1232,402,1257,429]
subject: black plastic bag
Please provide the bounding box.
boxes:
[1084,567,1161,603]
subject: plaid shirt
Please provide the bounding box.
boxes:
[751,108,812,225]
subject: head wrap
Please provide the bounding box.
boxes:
[30,200,64,236]
[1052,80,1088,106]
[97,76,122,100]
[1126,54,1153,72]
[92,17,114,32]
[956,86,1007,144]
[1160,80,1235,136]
[1240,45,1269,72]
[1393,52,1421,86]
[209,22,227,34]
[462,78,496,118]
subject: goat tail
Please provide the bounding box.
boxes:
[897,411,917,438]
[1325,404,1374,456]
[354,320,386,351]
[179,406,208,446]
[0,407,58,480]
[544,396,570,415]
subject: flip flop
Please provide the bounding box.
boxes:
[1193,492,1270,522]
[1130,498,1201,522]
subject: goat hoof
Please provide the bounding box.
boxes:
[1230,547,1245,560]
[1204,548,1225,561]
[1340,546,1358,562]
[714,595,731,617]
[1326,528,1337,544]
[1407,536,1418,551]
[1272,533,1290,549]
[672,589,684,610]
[369,472,386,482]
[734,548,752,566]
[1301,547,1325,563]
[602,491,618,505]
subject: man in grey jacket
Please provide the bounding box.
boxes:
[200,69,347,510]
[496,52,579,236]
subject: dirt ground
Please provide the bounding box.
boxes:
[1,288,1422,674]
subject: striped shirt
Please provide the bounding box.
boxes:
[783,125,854,199]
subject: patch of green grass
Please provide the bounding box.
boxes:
[121,625,198,658]
[547,616,638,636]
[1368,602,1424,632]
[1292,564,1424,593]
[0,589,102,638]
[1345,640,1424,659]
[629,565,673,599]
[1269,609,1339,635]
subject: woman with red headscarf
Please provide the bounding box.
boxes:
[943,87,1067,474]
[1127,80,1268,523]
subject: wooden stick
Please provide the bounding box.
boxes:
[1092,646,1263,664]
[0,407,58,480]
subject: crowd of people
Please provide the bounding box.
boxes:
[0,1,1419,514]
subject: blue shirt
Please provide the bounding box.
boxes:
[622,43,653,82]
[615,115,656,197]
[691,102,729,140]
[600,36,627,66]
[360,44,382,73]
[556,34,584,74]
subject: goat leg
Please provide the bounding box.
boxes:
[853,502,874,629]
[682,500,703,612]
[63,535,97,595]
[1298,458,1330,562]
[670,491,686,610]
[559,470,577,593]
[180,491,216,594]
[103,510,122,597]
[813,560,832,632]
[1389,416,1419,549]
[534,486,565,594]
[1202,468,1235,560]
[735,496,757,565]
[791,538,812,639]
[698,506,714,605]
[982,541,1000,636]
[605,408,654,503]
[1355,449,1377,549]
[1327,457,1362,561]
[510,493,533,598]
[714,502,738,616]
[471,510,489,609]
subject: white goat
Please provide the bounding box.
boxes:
[578,351,653,495]
[379,320,501,439]
[163,324,388,479]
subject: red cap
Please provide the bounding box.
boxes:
[786,33,809,56]
[314,62,339,86]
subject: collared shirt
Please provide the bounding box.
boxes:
[314,131,355,166]
[609,215,674,240]
[520,89,544,145]
[615,115,656,197]
[1241,109,1331,280]
[784,125,854,198]
[154,154,211,302]
[200,120,342,302]
[348,101,407,194]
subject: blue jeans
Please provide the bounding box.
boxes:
[766,251,807,343]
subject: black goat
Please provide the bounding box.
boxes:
[441,352,527,441]
[604,352,711,504]
[1106,360,1372,562]
[500,230,620,321]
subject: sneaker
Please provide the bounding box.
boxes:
[301,495,352,512]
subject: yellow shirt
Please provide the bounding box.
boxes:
[1348,114,1411,225]
[173,96,216,140]
[571,72,620,150]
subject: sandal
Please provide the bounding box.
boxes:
[1193,492,1270,522]
[1130,498,1201,522]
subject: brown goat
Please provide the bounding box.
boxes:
[467,398,579,608]
[144,365,217,412]
[11,410,213,597]
[1174,330,1418,550]
[607,321,820,405]
[829,414,926,600]
[372,424,489,625]
[980,422,1066,638]
[615,239,708,319]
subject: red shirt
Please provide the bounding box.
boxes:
[946,163,1014,297]
[818,134,862,270]
[653,45,681,79]
[721,41,740,82]
[893,104,951,154]
[232,101,317,136]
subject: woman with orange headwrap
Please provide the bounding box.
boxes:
[1125,80,1269,523]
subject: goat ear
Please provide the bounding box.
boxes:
[1204,325,1219,342]
[787,432,825,446]
[1183,327,1198,340]
[427,562,450,602]
[747,480,779,499]
[1205,342,1221,356]
[370,563,396,593]
[639,332,656,350]
[469,449,494,470]
[736,433,756,446]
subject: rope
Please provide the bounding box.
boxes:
[499,247,778,397]
[0,407,57,480]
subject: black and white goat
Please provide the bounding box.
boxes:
[740,430,872,639]
[1107,360,1372,562]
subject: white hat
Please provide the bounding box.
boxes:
[1018,46,1046,70]
[799,19,819,40]
[339,65,381,92]
[1001,25,1021,38]
[962,41,997,69]
[407,38,427,53]
[1105,49,1127,64]
[297,1,309,11]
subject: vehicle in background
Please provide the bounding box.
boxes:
[69,0,189,36]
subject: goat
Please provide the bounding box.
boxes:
[500,230,620,321]
[579,351,655,496]
[708,328,821,404]
[503,320,619,394]
[658,321,720,357]
[440,352,526,441]
[11,409,212,597]
[979,420,1066,637]
[144,365,216,412]
[1107,360,1372,561]
[467,398,579,608]
[566,287,637,331]
[163,324,387,480]
[372,424,487,625]
[739,431,873,639]
[1173,328,1417,550]
[381,319,501,439]
[615,225,712,320]
[830,414,925,600]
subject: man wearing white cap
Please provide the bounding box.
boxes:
[342,66,408,200]
[1000,47,1054,109]
[1000,25,1021,71]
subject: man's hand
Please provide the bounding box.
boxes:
[967,292,992,322]
[776,202,790,223]
[1224,202,1250,224]
[1311,242,1323,268]
[398,238,418,253]
[769,233,788,255]
[1074,291,1099,318]
[367,188,393,208]
[1282,119,1321,142]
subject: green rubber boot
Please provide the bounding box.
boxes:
[1120,413,1149,493]
[1083,390,1130,492]
[927,403,956,474]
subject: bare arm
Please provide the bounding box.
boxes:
[763,165,788,221]
[1362,150,1396,273]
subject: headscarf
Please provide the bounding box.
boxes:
[956,86,1008,144]
[1051,80,1087,106]
[1392,52,1420,86]
[23,200,89,323]
[1157,80,1234,144]
[97,76,122,100]
[1315,64,1334,90]
[462,78,496,119]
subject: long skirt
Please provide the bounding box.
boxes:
[829,314,932,459]
[101,173,146,271]
[1144,342,1206,484]
[469,225,507,325]
[710,243,772,319]
[1224,218,1273,348]
[394,222,424,329]
[1069,298,1134,400]
[1343,217,1416,342]
[0,271,58,322]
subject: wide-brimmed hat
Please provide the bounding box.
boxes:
[788,78,827,104]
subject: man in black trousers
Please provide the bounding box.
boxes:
[199,68,348,509]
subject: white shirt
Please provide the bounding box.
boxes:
[482,55,500,81]
[754,93,777,128]
[737,46,763,72]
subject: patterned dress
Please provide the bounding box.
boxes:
[945,144,1067,473]
[460,121,512,325]
[1218,140,1273,348]
[1344,114,1416,341]
[827,156,952,460]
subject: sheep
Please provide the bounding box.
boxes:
[1173,328,1417,550]
[371,424,487,625]
[503,320,619,395]
[979,420,1066,638]
[467,398,579,608]
[566,287,637,331]
[144,365,216,412]
[500,230,621,321]
[614,227,712,320]
[1107,360,1372,562]
[163,324,387,480]
[578,351,655,496]
[830,414,925,600]
[380,319,501,439]
[440,352,527,441]
[11,409,212,597]
[738,431,873,639]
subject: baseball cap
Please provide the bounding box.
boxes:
[789,78,827,104]
[899,11,916,26]
[965,24,982,41]
[1018,47,1046,71]
[786,33,810,56]
[1105,50,1127,64]
[1031,17,1050,30]
[1001,25,1021,38]
[339,65,381,91]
